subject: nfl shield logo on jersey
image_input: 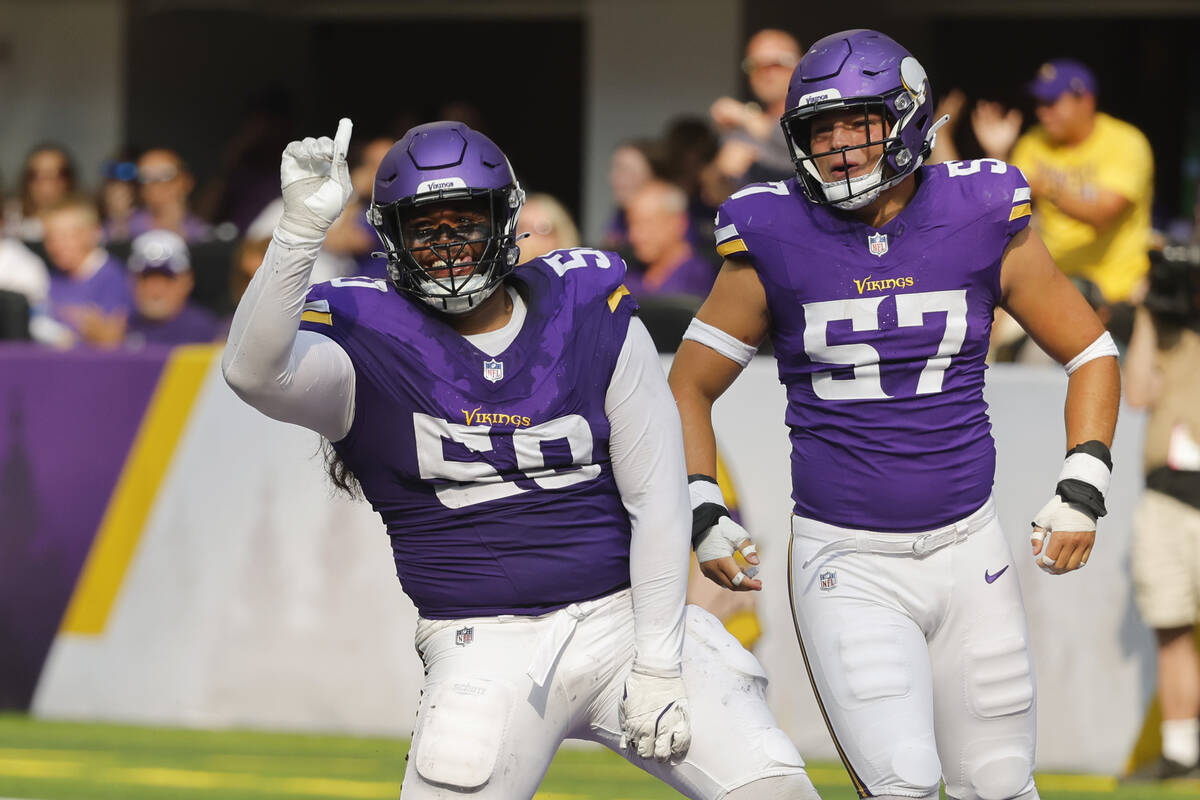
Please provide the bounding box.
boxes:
[482,359,504,383]
[455,626,474,646]
[819,570,838,591]
[867,232,888,257]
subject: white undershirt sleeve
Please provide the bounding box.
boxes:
[221,235,356,441]
[605,317,688,675]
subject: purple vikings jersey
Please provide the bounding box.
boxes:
[299,249,638,618]
[715,160,1032,531]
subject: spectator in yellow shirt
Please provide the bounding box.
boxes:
[973,60,1154,303]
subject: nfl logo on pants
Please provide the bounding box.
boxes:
[819,571,838,591]
[455,626,474,646]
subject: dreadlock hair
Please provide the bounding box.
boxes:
[320,438,362,499]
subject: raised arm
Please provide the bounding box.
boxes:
[1000,226,1121,573]
[221,119,358,442]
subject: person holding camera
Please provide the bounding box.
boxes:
[1126,245,1200,780]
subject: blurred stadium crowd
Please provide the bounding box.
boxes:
[0,26,1189,360]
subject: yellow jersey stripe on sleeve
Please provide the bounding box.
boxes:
[1009,203,1032,222]
[301,310,333,326]
[607,284,631,312]
[716,238,749,257]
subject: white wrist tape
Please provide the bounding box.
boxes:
[682,318,758,367]
[1064,331,1118,375]
[688,476,725,510]
[1058,451,1112,500]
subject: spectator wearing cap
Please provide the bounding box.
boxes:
[98,153,142,243]
[972,59,1154,303]
[129,149,213,243]
[623,180,717,300]
[125,229,220,347]
[43,196,132,347]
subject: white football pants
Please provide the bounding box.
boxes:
[789,496,1038,800]
[399,589,816,799]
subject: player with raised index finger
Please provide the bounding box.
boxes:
[222,118,819,799]
[670,29,1121,800]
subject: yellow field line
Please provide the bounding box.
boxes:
[0,748,115,762]
[0,758,399,796]
[0,754,596,799]
[2,751,1181,797]
[0,757,85,778]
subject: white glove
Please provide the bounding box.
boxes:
[618,664,691,763]
[276,117,354,247]
[1031,495,1095,570]
[696,516,759,580]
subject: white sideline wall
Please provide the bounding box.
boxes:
[33,356,1151,773]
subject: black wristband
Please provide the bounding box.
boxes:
[1056,440,1113,518]
[692,504,730,549]
[688,474,729,549]
[1056,480,1107,519]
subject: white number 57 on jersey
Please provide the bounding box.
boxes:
[803,289,968,400]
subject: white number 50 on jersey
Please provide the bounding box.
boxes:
[413,413,601,508]
[803,289,968,400]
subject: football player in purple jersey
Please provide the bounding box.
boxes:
[222,119,818,800]
[670,29,1121,800]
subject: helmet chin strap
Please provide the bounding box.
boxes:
[817,155,887,210]
[417,274,500,315]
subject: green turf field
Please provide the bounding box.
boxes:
[0,714,1196,799]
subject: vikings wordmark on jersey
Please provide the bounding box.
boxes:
[299,249,638,619]
[714,160,1032,532]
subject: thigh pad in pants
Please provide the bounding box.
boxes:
[413,677,513,790]
[965,625,1033,720]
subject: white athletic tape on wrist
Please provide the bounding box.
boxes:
[1064,331,1118,375]
[1058,452,1112,499]
[683,318,758,367]
[688,477,726,510]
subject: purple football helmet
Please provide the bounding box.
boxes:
[780,29,942,210]
[368,121,525,314]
